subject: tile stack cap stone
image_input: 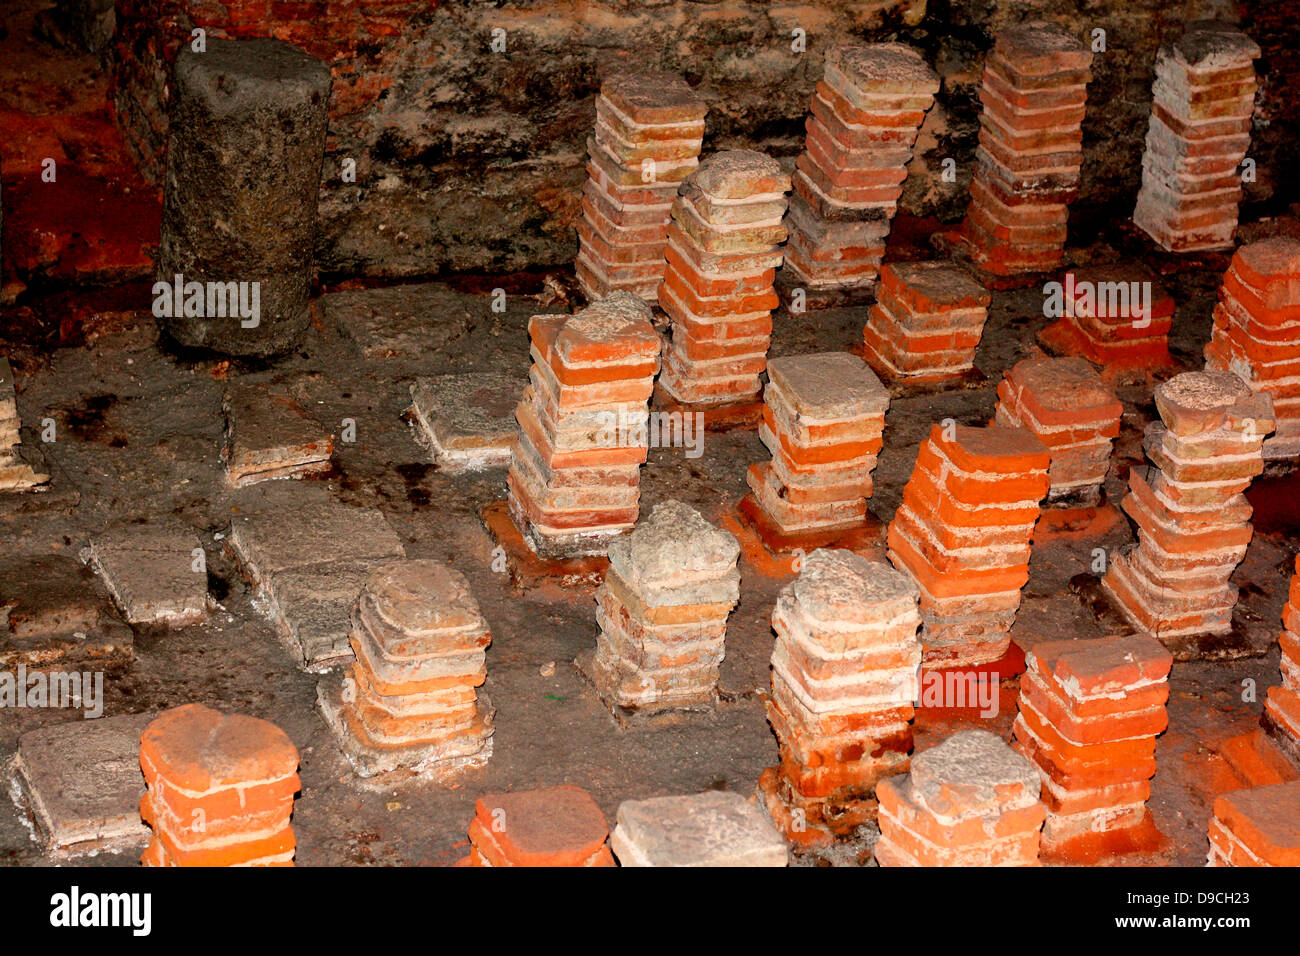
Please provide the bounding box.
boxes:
[909,729,1041,818]
[1154,370,1274,437]
[693,149,791,201]
[1234,236,1300,298]
[601,71,708,125]
[943,422,1052,472]
[607,499,740,593]
[471,786,610,866]
[791,548,920,629]
[364,560,487,643]
[826,42,940,96]
[611,790,788,866]
[995,21,1094,75]
[1009,357,1123,421]
[888,261,991,311]
[141,703,299,794]
[555,290,660,364]
[767,353,890,421]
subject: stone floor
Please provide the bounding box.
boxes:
[0,252,1296,866]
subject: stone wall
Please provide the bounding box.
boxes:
[109,0,1291,280]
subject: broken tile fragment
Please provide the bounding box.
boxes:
[0,555,134,673]
[408,372,522,470]
[140,703,300,866]
[876,729,1046,866]
[13,712,155,858]
[759,549,922,847]
[81,518,210,627]
[463,785,613,866]
[610,790,788,866]
[223,384,334,487]
[318,559,495,778]
[0,357,51,492]
[582,500,740,715]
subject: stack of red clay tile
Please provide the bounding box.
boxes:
[577,71,706,301]
[1132,21,1259,253]
[741,352,889,549]
[781,42,939,304]
[860,261,992,384]
[887,424,1050,666]
[993,357,1122,504]
[140,703,299,867]
[1013,634,1172,859]
[1103,371,1273,645]
[1207,780,1300,866]
[758,549,922,848]
[584,500,740,716]
[508,291,661,559]
[322,560,495,777]
[657,150,790,412]
[875,730,1046,866]
[1203,237,1300,461]
[1037,264,1176,373]
[955,22,1092,279]
[1263,555,1300,765]
[460,785,614,867]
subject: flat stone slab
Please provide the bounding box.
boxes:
[227,500,405,582]
[264,558,394,668]
[81,518,210,627]
[10,711,155,858]
[408,373,522,470]
[787,547,919,629]
[223,384,334,487]
[610,790,789,866]
[226,501,405,667]
[0,555,133,673]
[607,499,739,597]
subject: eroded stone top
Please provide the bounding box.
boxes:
[475,785,609,857]
[601,71,707,124]
[1173,20,1261,69]
[786,548,918,627]
[826,42,940,95]
[994,21,1093,76]
[365,559,487,635]
[609,500,739,585]
[140,703,299,793]
[691,149,790,201]
[910,729,1039,809]
[614,791,787,866]
[176,38,331,115]
[1153,371,1269,439]
[767,353,889,420]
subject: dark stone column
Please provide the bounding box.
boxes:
[157,38,330,357]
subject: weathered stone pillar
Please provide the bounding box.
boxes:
[156,38,330,357]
